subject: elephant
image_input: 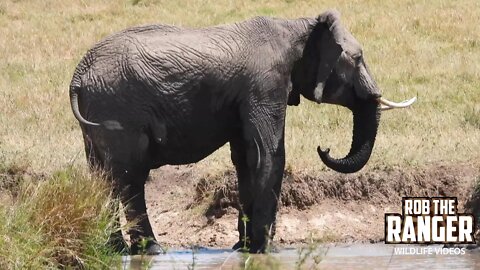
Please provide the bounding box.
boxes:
[69,10,415,254]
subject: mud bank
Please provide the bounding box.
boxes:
[145,163,479,248]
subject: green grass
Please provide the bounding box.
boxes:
[0,162,122,269]
[1,0,479,175]
[233,232,328,270]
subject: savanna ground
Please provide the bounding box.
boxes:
[0,0,479,268]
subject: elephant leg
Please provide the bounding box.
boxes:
[250,145,285,253]
[82,132,128,253]
[85,129,162,255]
[111,165,163,255]
[82,131,102,171]
[230,127,285,253]
[230,138,254,251]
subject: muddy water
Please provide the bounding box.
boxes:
[123,244,480,269]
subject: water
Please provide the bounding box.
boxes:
[123,244,480,269]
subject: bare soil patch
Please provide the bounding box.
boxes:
[145,163,479,248]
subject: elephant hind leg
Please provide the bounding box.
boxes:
[83,128,163,255]
[82,131,103,171]
[108,137,162,254]
[112,166,163,255]
[82,130,129,253]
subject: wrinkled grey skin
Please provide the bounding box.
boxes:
[70,10,382,254]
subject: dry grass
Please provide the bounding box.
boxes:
[0,0,479,175]
[0,164,122,269]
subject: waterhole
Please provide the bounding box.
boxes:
[122,244,480,269]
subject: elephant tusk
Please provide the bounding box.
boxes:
[377,96,417,109]
[380,104,393,111]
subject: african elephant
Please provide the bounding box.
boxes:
[69,10,415,254]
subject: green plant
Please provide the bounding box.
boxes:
[241,214,250,252]
[295,234,328,270]
[242,254,281,270]
[187,245,198,270]
[0,167,123,269]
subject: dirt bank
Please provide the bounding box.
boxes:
[145,163,479,249]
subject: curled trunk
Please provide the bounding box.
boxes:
[318,100,380,173]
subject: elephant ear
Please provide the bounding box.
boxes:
[310,10,345,101]
[290,10,348,103]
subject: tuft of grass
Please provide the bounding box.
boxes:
[0,165,122,269]
[463,106,480,129]
[295,233,330,270]
[131,0,143,6]
[241,253,282,270]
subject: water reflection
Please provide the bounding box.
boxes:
[122,244,480,269]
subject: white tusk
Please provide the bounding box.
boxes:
[377,96,417,109]
[380,104,393,111]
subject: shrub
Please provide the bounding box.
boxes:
[0,166,122,269]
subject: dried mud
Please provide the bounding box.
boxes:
[145,163,480,248]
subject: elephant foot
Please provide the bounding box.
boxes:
[232,241,249,252]
[232,240,278,253]
[466,244,480,250]
[131,239,165,255]
[249,244,278,254]
[107,232,129,255]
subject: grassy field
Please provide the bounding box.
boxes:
[0,0,479,174]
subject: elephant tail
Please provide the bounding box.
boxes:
[70,85,123,130]
[69,85,101,127]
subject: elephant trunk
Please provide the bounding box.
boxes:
[317,100,380,173]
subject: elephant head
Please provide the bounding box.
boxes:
[290,10,416,173]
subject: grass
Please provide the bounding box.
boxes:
[0,161,122,269]
[233,232,329,270]
[0,0,479,176]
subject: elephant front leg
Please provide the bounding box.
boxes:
[250,150,285,253]
[230,138,254,251]
[230,129,285,253]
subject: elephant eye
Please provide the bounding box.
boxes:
[351,51,363,63]
[351,53,361,60]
